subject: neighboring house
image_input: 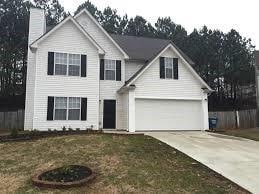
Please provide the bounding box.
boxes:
[24,8,213,132]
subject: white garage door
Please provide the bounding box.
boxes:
[135,99,203,130]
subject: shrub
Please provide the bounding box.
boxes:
[10,128,19,137]
[30,129,40,136]
[48,128,52,132]
[68,127,73,131]
[76,128,80,131]
[62,126,66,131]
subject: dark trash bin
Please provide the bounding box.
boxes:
[209,117,218,130]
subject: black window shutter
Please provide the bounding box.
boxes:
[100,59,104,80]
[48,52,54,75]
[173,58,179,79]
[116,60,121,81]
[47,96,54,120]
[81,98,87,121]
[81,55,87,77]
[160,57,165,79]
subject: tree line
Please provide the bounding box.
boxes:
[0,0,255,110]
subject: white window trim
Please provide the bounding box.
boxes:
[104,59,116,81]
[54,52,81,77]
[53,97,81,121]
[165,57,173,79]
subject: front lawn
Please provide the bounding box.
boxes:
[217,128,259,141]
[0,134,247,193]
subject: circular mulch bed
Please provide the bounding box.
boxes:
[32,165,96,189]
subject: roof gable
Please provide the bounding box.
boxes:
[119,43,212,93]
[30,15,105,54]
[74,9,129,59]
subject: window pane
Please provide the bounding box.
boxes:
[54,109,67,120]
[105,60,115,70]
[68,65,80,76]
[69,97,80,108]
[55,64,67,75]
[165,63,172,69]
[55,97,67,109]
[68,109,80,120]
[166,68,173,78]
[105,70,115,80]
[165,57,173,79]
[55,53,67,64]
[69,54,80,65]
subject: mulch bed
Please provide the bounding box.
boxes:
[32,165,96,189]
[0,130,143,143]
[0,130,102,143]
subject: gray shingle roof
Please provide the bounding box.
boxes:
[110,34,195,65]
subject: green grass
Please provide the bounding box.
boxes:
[217,128,259,141]
[0,134,247,193]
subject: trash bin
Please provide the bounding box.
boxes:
[209,117,218,130]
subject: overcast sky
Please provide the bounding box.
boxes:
[59,0,258,49]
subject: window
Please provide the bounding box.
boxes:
[104,59,116,80]
[68,97,80,120]
[54,97,81,120]
[165,57,173,79]
[55,53,67,75]
[54,97,67,120]
[54,52,80,76]
[68,54,80,76]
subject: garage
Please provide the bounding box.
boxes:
[135,99,204,131]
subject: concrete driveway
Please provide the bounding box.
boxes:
[146,131,259,194]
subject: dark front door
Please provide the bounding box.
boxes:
[103,100,116,129]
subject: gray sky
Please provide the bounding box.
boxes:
[60,0,258,49]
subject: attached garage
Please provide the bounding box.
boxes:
[135,99,204,131]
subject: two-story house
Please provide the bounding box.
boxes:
[24,8,213,132]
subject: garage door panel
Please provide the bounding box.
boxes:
[135,99,203,130]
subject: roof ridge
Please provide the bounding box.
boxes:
[109,33,171,42]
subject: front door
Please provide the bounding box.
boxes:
[103,100,116,129]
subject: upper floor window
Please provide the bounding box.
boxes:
[160,57,178,79]
[165,57,173,79]
[100,59,121,81]
[48,52,87,77]
[68,54,81,76]
[105,59,116,80]
[54,52,81,76]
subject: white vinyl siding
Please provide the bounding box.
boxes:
[125,61,144,81]
[76,13,126,130]
[54,52,81,76]
[134,47,203,99]
[30,20,99,130]
[24,9,46,129]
